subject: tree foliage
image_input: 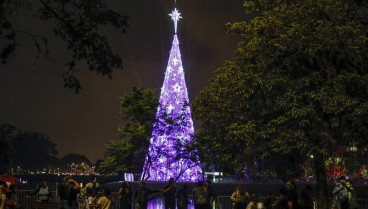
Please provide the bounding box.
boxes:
[0,141,16,174]
[61,154,91,167]
[193,0,368,207]
[0,125,17,173]
[0,124,58,172]
[100,87,159,173]
[11,131,58,170]
[1,0,129,92]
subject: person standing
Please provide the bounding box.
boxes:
[0,185,7,209]
[118,182,132,209]
[58,176,80,209]
[160,178,176,209]
[134,181,158,209]
[285,180,299,209]
[345,180,358,209]
[85,187,97,209]
[177,183,189,209]
[192,181,208,209]
[85,175,99,198]
[27,180,52,202]
[3,183,16,209]
[333,176,349,209]
[277,180,299,209]
[231,184,249,209]
[205,180,214,209]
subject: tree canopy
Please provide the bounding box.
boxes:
[0,124,58,172]
[61,153,91,167]
[193,1,368,208]
[1,0,128,92]
[100,87,159,173]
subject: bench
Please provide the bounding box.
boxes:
[31,201,61,209]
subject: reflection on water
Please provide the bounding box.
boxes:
[146,198,195,209]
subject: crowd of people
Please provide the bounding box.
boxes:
[0,175,361,209]
[227,177,359,209]
[229,180,313,209]
[227,178,358,209]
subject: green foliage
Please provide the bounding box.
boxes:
[193,0,368,179]
[100,140,138,173]
[0,0,129,92]
[101,87,158,173]
[119,87,159,150]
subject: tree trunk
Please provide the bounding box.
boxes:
[314,153,329,209]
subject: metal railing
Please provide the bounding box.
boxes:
[14,190,58,209]
[215,196,368,209]
[11,190,368,209]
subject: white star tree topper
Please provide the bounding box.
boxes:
[169,8,182,34]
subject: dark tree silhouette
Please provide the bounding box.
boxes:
[1,0,129,92]
[11,131,58,171]
[61,154,91,167]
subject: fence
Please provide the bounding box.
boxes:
[12,190,368,209]
[215,196,368,209]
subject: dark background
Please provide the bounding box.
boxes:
[0,0,247,162]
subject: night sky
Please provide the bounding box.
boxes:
[0,0,247,162]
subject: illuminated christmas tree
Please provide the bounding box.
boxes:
[141,8,202,182]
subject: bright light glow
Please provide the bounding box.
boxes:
[167,66,173,73]
[169,8,182,34]
[142,34,202,182]
[173,57,179,65]
[124,173,134,182]
[167,104,174,113]
[173,83,181,93]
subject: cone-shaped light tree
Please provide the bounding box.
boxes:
[141,8,202,182]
